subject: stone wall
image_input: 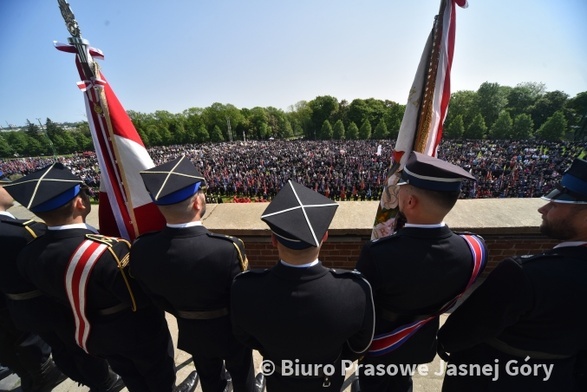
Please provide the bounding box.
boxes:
[11,197,556,276]
[203,198,557,276]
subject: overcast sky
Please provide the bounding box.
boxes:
[1,0,585,127]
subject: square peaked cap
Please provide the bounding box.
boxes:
[3,163,84,213]
[261,180,338,249]
[541,158,587,204]
[140,155,206,205]
[399,151,476,192]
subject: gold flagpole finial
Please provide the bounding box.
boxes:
[57,0,81,38]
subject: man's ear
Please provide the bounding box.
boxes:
[321,231,329,243]
[270,233,279,247]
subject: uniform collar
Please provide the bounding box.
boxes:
[554,241,587,249]
[167,221,203,229]
[0,211,15,219]
[280,259,319,268]
[403,222,446,229]
[48,223,88,231]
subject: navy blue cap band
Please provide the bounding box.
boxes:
[152,181,203,205]
[32,184,82,213]
[561,173,587,197]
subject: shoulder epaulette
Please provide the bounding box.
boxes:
[234,268,269,279]
[329,268,367,280]
[84,233,131,249]
[207,232,249,271]
[3,219,43,241]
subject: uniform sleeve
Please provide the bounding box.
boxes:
[344,276,376,360]
[230,276,263,352]
[438,258,532,354]
[103,241,154,309]
[355,242,380,290]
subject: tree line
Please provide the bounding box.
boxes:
[0,81,585,158]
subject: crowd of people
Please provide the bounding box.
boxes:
[1,147,586,391]
[0,139,585,203]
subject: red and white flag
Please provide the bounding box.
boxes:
[55,41,165,241]
[372,0,467,239]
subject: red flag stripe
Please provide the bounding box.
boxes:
[65,240,108,352]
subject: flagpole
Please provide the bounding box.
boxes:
[56,0,165,240]
[371,0,465,239]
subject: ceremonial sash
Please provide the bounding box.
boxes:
[65,239,109,353]
[367,234,487,357]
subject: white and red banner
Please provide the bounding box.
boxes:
[372,0,467,239]
[56,41,165,241]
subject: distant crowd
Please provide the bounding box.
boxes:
[1,139,585,203]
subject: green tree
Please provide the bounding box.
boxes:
[201,103,244,142]
[145,125,163,146]
[333,119,345,140]
[489,111,513,139]
[464,113,487,139]
[476,82,508,128]
[320,120,333,140]
[347,122,359,140]
[506,82,545,118]
[511,113,534,140]
[308,96,339,139]
[6,132,29,156]
[359,120,372,140]
[383,102,403,139]
[529,90,569,131]
[195,124,210,143]
[537,111,567,141]
[445,114,465,139]
[210,125,225,142]
[0,134,12,157]
[373,119,389,139]
[73,131,93,151]
[446,90,478,129]
[286,101,312,139]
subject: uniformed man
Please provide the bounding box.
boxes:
[0,171,67,391]
[438,157,587,391]
[231,180,375,392]
[4,163,180,392]
[131,155,255,392]
[355,151,486,392]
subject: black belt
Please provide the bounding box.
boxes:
[487,338,572,360]
[5,290,42,301]
[177,308,228,320]
[96,303,130,316]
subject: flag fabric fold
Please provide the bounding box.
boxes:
[372,0,467,239]
[56,41,165,241]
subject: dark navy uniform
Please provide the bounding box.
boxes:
[131,226,255,392]
[438,245,587,391]
[231,180,375,392]
[136,155,253,392]
[0,213,111,390]
[356,227,482,384]
[356,151,483,391]
[231,262,375,392]
[18,227,176,392]
[0,214,63,390]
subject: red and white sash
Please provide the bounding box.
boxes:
[367,234,487,357]
[65,239,109,352]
